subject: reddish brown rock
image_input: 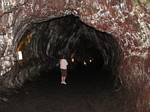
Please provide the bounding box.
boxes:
[0,0,150,112]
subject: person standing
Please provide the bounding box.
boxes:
[60,56,68,85]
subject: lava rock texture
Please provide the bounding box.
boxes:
[0,0,150,112]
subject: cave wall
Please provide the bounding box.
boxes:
[0,0,150,111]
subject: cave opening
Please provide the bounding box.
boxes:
[15,15,121,90]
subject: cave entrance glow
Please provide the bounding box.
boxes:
[16,15,121,89]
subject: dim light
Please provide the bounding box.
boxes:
[84,61,87,65]
[89,59,92,63]
[71,58,74,62]
[17,51,23,60]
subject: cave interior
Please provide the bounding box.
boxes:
[15,15,121,89]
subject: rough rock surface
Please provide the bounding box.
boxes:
[0,0,150,112]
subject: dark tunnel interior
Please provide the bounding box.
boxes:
[15,15,122,89]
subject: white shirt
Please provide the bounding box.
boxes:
[60,59,68,70]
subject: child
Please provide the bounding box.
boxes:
[60,56,68,85]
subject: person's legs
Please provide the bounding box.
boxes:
[61,76,66,83]
[61,69,67,84]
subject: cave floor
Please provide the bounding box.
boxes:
[0,68,129,112]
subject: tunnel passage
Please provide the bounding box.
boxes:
[14,15,122,88]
